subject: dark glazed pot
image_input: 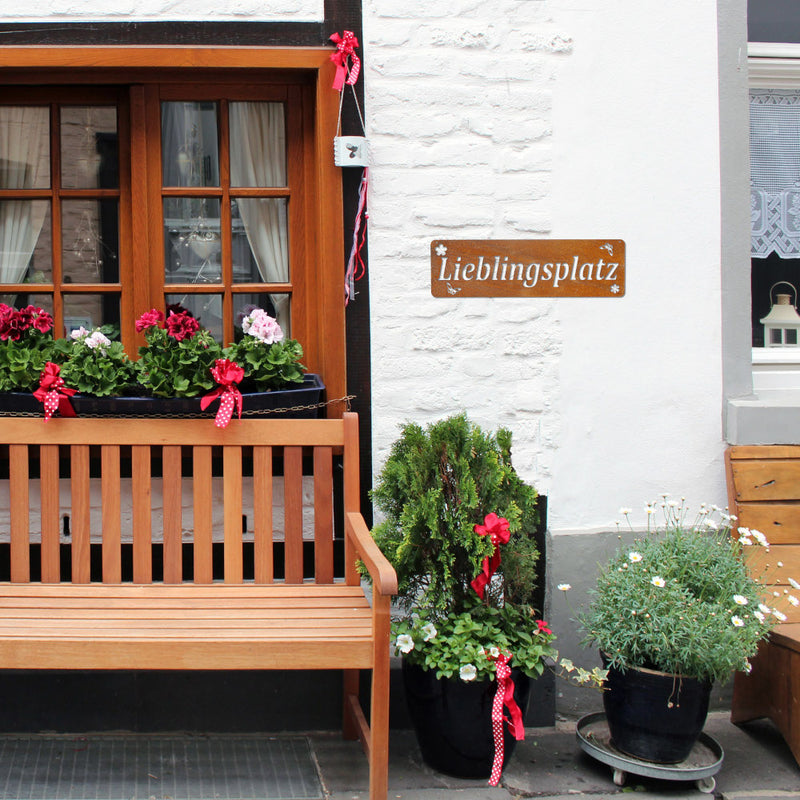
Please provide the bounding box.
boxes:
[603,660,712,763]
[402,659,530,779]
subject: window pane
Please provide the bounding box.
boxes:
[0,200,51,284]
[63,293,120,337]
[164,198,222,284]
[232,198,288,283]
[0,293,53,315]
[165,293,222,342]
[62,199,119,283]
[161,102,219,187]
[235,292,291,337]
[0,106,50,189]
[60,106,118,190]
[229,102,286,188]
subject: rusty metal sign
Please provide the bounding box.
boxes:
[430,239,626,298]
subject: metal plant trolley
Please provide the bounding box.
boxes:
[576,712,724,794]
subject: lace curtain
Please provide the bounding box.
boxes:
[0,106,49,286]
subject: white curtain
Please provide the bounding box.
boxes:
[0,106,49,285]
[751,90,800,258]
[229,102,290,329]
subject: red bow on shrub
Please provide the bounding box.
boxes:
[471,512,511,599]
[329,30,361,91]
[33,362,77,421]
[201,359,244,428]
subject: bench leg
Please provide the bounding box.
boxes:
[369,655,390,800]
[342,669,361,740]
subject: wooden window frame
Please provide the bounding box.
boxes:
[0,46,346,410]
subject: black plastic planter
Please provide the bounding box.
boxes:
[603,661,712,763]
[402,659,530,779]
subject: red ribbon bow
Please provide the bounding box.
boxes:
[201,359,244,428]
[488,651,524,786]
[470,513,511,599]
[329,30,361,91]
[33,362,77,421]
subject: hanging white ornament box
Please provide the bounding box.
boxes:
[334,136,370,167]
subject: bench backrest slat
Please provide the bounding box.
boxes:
[9,444,29,583]
[41,444,61,583]
[101,445,122,583]
[71,445,91,584]
[0,415,356,586]
[253,445,273,584]
[193,445,214,584]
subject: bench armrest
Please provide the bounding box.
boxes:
[345,511,398,596]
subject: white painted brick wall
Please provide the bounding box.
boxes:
[2,0,323,22]
[363,0,568,490]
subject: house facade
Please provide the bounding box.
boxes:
[0,0,788,722]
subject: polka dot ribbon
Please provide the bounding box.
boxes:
[329,30,360,91]
[200,359,244,428]
[471,513,511,599]
[32,362,77,421]
[488,652,525,787]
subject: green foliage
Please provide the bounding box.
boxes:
[135,325,222,398]
[371,413,557,680]
[0,334,58,392]
[581,501,793,683]
[223,336,305,391]
[394,596,556,681]
[371,413,540,614]
[54,327,137,397]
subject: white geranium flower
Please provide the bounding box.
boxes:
[396,634,415,654]
[460,664,477,682]
[731,615,745,627]
[733,595,749,606]
[651,576,666,588]
[421,623,437,642]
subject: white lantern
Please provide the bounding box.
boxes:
[760,282,800,347]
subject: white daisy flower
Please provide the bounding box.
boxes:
[629,552,643,563]
[651,576,666,588]
[557,583,572,592]
[733,595,749,606]
[731,616,745,627]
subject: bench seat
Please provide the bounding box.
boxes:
[0,584,375,670]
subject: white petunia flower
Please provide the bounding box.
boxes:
[460,664,477,682]
[396,634,415,654]
[488,646,500,658]
[421,623,437,642]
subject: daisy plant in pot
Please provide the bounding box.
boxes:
[371,414,602,784]
[575,497,798,764]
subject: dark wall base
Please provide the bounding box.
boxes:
[0,664,555,732]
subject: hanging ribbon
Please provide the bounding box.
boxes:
[33,362,77,421]
[471,513,511,599]
[201,359,244,428]
[488,652,525,787]
[329,30,361,91]
[345,167,369,304]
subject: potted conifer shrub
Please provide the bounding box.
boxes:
[371,414,568,783]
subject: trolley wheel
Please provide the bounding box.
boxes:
[696,776,716,794]
[613,769,626,786]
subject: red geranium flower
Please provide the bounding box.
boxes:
[135,308,165,332]
[166,311,200,342]
[537,620,552,635]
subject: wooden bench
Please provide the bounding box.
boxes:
[0,411,397,800]
[725,445,800,765]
